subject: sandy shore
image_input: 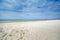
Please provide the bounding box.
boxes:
[0,20,60,40]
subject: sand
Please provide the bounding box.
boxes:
[0,20,60,40]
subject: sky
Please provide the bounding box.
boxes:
[0,0,60,20]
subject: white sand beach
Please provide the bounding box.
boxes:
[0,20,60,40]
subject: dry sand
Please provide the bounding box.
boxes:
[0,20,60,40]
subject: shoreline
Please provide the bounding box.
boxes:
[0,19,60,23]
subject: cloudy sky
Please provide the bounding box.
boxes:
[0,0,60,20]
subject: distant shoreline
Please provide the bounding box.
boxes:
[0,19,60,23]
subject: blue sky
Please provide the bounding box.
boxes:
[0,0,60,20]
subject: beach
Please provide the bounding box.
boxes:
[0,20,60,40]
